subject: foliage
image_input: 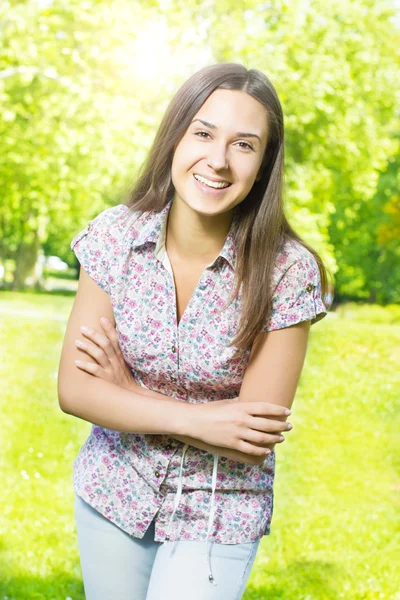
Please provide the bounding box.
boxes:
[0,0,182,282]
[331,145,400,303]
[0,0,399,301]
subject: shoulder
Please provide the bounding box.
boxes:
[91,203,131,227]
[71,204,141,252]
[263,239,327,331]
[70,204,144,294]
[272,239,320,289]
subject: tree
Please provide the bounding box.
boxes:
[1,0,399,302]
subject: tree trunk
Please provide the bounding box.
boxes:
[11,232,44,291]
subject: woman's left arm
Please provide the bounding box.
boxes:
[238,320,311,450]
[242,320,310,409]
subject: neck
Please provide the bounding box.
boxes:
[166,198,233,264]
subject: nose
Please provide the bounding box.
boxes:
[206,142,229,171]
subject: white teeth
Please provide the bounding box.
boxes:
[193,174,230,189]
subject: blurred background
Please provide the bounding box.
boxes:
[0,0,399,598]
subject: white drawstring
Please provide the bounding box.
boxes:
[163,444,219,586]
[164,443,189,542]
[206,453,219,586]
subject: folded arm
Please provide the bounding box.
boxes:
[127,382,266,464]
[237,319,311,451]
[59,267,306,464]
[58,267,256,463]
[129,317,311,459]
[58,267,191,436]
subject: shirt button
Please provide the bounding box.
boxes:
[171,345,176,353]
[306,284,313,292]
[155,470,160,478]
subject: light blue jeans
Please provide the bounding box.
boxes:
[74,492,261,600]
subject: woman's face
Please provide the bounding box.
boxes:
[171,89,269,218]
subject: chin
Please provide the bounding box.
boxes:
[191,202,232,217]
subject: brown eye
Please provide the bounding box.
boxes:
[194,131,211,139]
[237,141,254,151]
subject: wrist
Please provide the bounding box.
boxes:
[121,380,137,393]
[124,383,198,437]
[172,401,198,437]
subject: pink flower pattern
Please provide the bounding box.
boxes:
[70,199,327,544]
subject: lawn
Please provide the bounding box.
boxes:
[0,291,399,599]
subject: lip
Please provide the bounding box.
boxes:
[193,173,231,184]
[192,173,232,196]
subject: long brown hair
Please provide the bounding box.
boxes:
[124,63,329,349]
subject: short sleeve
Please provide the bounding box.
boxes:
[263,250,328,332]
[70,204,129,294]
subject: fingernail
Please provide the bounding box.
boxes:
[75,360,84,366]
[80,326,90,333]
[101,317,109,325]
[285,409,291,415]
[75,339,84,347]
[287,423,293,430]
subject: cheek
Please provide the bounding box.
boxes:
[236,166,258,190]
[172,141,202,173]
[172,146,188,172]
[232,154,259,180]
[171,151,184,186]
[172,147,201,182]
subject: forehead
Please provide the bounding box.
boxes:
[192,89,268,139]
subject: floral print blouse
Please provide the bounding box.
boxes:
[70,198,327,582]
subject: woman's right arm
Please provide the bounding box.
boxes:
[58,267,191,436]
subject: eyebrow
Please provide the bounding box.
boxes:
[190,118,262,143]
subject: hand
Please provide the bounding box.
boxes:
[186,398,292,461]
[74,318,136,391]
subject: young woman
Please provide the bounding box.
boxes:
[58,62,328,600]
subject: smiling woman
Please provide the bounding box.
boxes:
[58,62,329,600]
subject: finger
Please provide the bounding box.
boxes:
[80,325,116,361]
[75,339,110,369]
[237,439,272,458]
[245,402,291,417]
[250,416,293,433]
[244,429,286,446]
[74,359,106,377]
[99,317,123,356]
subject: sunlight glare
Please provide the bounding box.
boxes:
[115,19,178,88]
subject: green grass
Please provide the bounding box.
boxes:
[0,291,399,599]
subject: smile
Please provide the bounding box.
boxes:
[193,174,231,189]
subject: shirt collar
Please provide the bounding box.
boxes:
[131,199,238,270]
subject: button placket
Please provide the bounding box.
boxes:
[162,264,181,385]
[154,454,171,482]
